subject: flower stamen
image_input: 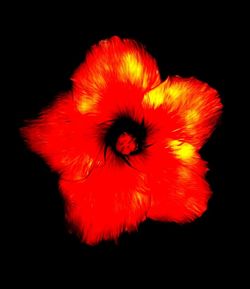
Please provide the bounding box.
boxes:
[116,132,138,156]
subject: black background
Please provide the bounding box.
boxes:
[13,4,229,279]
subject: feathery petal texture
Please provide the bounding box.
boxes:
[21,36,222,244]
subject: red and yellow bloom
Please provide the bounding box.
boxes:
[22,36,222,244]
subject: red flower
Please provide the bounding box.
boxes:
[22,36,222,245]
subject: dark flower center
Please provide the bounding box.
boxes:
[104,115,147,160]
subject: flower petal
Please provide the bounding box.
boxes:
[145,147,211,222]
[143,76,222,148]
[21,94,104,180]
[72,36,161,115]
[60,162,150,245]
